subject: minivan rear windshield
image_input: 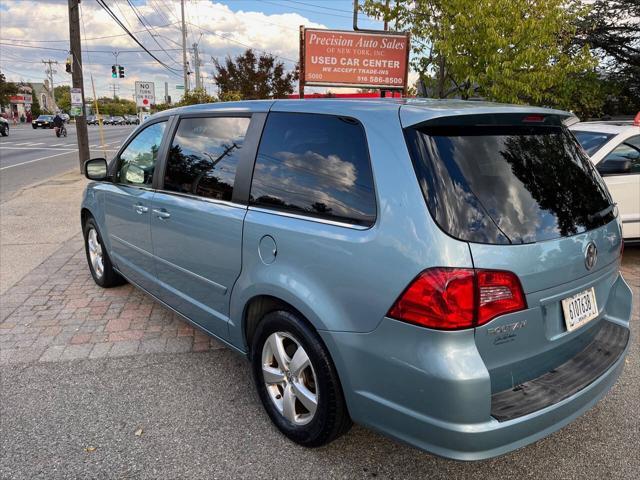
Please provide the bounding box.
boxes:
[405,124,615,244]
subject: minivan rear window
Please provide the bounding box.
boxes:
[405,124,615,244]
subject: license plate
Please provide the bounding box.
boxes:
[561,287,598,332]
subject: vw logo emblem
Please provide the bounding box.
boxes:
[585,242,597,271]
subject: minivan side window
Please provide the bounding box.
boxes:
[250,112,376,226]
[164,116,250,201]
[115,121,166,186]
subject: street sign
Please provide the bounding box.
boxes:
[135,81,156,107]
[71,88,82,107]
[70,106,82,116]
[175,85,185,90]
[300,27,409,91]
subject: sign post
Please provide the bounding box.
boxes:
[300,27,410,95]
[135,81,156,108]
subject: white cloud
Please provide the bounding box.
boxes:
[0,0,323,101]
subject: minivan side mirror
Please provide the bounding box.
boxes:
[596,159,632,176]
[84,158,110,181]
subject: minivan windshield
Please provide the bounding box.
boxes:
[572,130,615,156]
[405,123,615,244]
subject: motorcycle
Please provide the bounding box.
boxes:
[55,125,67,138]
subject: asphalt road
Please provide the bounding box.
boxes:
[1,334,638,480]
[0,123,135,202]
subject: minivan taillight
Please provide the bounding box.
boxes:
[387,268,526,330]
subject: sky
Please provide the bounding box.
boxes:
[0,0,391,104]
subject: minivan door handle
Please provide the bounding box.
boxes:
[134,204,148,215]
[152,208,171,220]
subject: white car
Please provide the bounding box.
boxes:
[570,114,640,242]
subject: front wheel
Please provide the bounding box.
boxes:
[0,125,7,136]
[83,217,126,288]
[251,310,352,447]
[55,129,60,137]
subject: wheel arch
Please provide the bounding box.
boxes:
[242,294,311,358]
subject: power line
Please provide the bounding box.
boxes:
[0,41,183,54]
[0,22,180,43]
[95,0,182,77]
[124,0,182,67]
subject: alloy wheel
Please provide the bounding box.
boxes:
[261,331,318,426]
[87,228,104,278]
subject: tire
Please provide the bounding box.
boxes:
[32,125,37,129]
[0,125,7,136]
[83,217,126,288]
[251,310,352,447]
[55,129,60,137]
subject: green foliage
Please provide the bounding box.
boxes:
[213,49,298,100]
[574,0,640,116]
[54,85,71,113]
[178,87,216,106]
[96,97,136,116]
[363,0,597,113]
[0,71,18,106]
[218,90,243,102]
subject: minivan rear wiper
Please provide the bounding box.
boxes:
[587,203,616,222]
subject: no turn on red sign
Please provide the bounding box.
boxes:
[135,81,155,108]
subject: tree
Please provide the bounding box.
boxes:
[54,85,71,113]
[573,0,640,115]
[363,0,595,109]
[96,97,136,116]
[0,71,18,106]
[212,49,298,100]
[178,87,216,106]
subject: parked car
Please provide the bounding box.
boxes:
[86,115,98,125]
[0,116,9,136]
[81,100,631,461]
[32,114,54,128]
[124,114,140,125]
[110,116,126,126]
[570,114,640,242]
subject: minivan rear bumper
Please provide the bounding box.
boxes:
[319,273,632,461]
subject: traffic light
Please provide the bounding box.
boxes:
[65,56,72,74]
[111,65,117,78]
[118,65,125,78]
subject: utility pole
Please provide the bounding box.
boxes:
[68,0,90,173]
[110,83,119,100]
[42,59,59,108]
[192,42,201,90]
[181,0,189,93]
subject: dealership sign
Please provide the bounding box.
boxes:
[300,28,409,91]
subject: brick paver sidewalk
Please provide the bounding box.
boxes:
[0,235,223,364]
[1,235,638,366]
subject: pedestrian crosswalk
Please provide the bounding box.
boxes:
[0,140,123,149]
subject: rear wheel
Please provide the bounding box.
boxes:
[251,310,352,447]
[0,124,7,136]
[83,217,126,288]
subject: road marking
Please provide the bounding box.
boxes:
[0,146,118,153]
[0,150,75,170]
